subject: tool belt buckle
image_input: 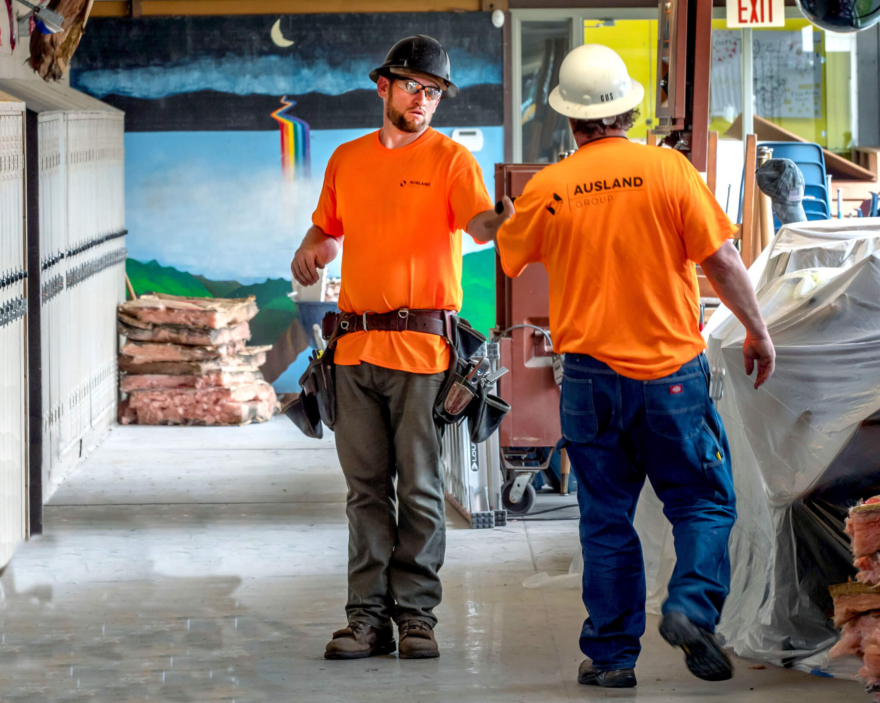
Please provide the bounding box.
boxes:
[362,311,374,331]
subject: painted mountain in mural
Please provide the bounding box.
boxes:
[193,275,243,298]
[226,278,297,313]
[226,278,298,346]
[127,259,213,298]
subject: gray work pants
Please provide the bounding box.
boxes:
[334,362,446,628]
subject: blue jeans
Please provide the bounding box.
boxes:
[561,353,736,670]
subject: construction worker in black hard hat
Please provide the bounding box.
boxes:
[291,35,495,661]
[369,34,459,98]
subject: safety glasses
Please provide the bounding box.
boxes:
[396,78,444,101]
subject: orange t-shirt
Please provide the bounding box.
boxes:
[496,137,736,381]
[311,128,493,374]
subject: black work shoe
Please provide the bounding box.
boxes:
[659,612,733,681]
[398,620,439,659]
[577,660,637,688]
[324,622,396,660]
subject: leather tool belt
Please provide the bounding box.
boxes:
[284,306,510,444]
[322,309,455,340]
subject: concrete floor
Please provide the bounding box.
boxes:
[0,419,860,702]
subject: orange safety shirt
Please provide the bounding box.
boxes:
[496,137,736,380]
[312,128,493,374]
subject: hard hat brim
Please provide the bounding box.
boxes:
[548,78,645,121]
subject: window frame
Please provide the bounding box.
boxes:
[509,7,859,161]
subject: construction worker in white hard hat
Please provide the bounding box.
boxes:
[468,44,775,688]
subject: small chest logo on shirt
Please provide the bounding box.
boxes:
[546,193,563,215]
[670,384,684,395]
[401,180,432,187]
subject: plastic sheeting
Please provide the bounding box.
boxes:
[526,220,880,677]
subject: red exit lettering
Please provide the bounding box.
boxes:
[737,0,775,24]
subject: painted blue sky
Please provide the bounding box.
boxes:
[125,127,502,284]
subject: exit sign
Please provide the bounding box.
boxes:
[726,0,785,27]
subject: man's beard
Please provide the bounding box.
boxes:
[386,101,431,133]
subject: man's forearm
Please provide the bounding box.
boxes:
[302,225,343,265]
[466,210,502,244]
[700,241,768,337]
[466,198,514,244]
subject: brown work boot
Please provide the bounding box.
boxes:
[398,620,439,659]
[578,660,637,688]
[324,622,396,660]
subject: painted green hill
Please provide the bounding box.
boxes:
[127,259,213,298]
[227,278,297,312]
[225,278,298,347]
[193,274,243,298]
[461,248,496,336]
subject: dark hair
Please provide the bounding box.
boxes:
[571,109,640,139]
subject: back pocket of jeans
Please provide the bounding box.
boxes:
[643,373,707,441]
[561,375,599,444]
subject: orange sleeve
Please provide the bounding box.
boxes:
[448,152,493,240]
[676,155,738,264]
[495,177,547,278]
[311,150,344,238]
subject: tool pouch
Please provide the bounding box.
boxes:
[282,390,324,440]
[285,344,338,439]
[433,356,480,426]
[433,316,488,427]
[465,383,511,444]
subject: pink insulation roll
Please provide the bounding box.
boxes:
[118,319,251,347]
[847,501,880,558]
[126,382,277,426]
[118,294,258,329]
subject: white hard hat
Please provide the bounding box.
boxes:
[548,44,644,121]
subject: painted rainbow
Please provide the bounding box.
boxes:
[271,97,311,182]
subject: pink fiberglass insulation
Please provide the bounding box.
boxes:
[830,613,880,658]
[118,398,137,425]
[127,382,277,426]
[120,340,245,363]
[856,555,880,585]
[134,306,251,329]
[131,399,275,426]
[118,349,267,377]
[847,502,880,558]
[120,370,262,393]
[118,320,251,347]
[121,295,258,330]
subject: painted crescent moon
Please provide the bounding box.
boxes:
[271,19,295,48]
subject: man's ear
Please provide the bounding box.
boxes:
[377,75,392,99]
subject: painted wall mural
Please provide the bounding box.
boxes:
[70,13,503,391]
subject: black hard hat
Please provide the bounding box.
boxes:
[796,0,880,32]
[369,34,459,99]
